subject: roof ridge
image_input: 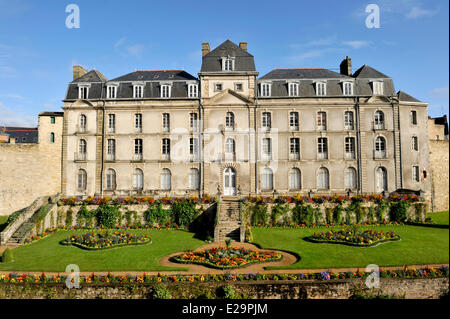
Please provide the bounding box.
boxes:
[134,70,184,72]
[275,68,326,70]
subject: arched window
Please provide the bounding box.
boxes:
[161,169,171,190]
[80,114,87,132]
[78,139,87,160]
[133,168,143,190]
[317,167,329,189]
[189,168,199,190]
[261,167,273,190]
[345,167,357,189]
[376,167,388,192]
[374,111,385,129]
[344,111,354,130]
[50,132,55,143]
[77,169,87,190]
[289,168,301,190]
[225,112,234,129]
[375,136,386,158]
[106,169,116,190]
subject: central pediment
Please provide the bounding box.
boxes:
[206,89,253,106]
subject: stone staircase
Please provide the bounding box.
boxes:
[215,197,242,242]
[7,207,43,244]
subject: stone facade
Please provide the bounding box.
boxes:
[428,116,449,211]
[0,113,63,215]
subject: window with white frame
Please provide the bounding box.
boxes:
[106,169,116,190]
[133,168,143,190]
[215,83,223,91]
[261,167,273,190]
[133,85,144,98]
[290,138,300,160]
[345,167,357,189]
[162,138,170,160]
[345,137,355,159]
[317,137,328,159]
[78,86,89,99]
[372,81,383,95]
[79,114,87,132]
[189,168,199,190]
[223,58,233,71]
[344,111,354,130]
[317,167,329,189]
[288,83,299,97]
[374,110,385,130]
[77,169,87,190]
[412,136,418,151]
[135,113,142,132]
[262,138,272,161]
[107,85,117,99]
[289,168,301,190]
[108,114,115,133]
[225,112,234,129]
[190,137,199,161]
[262,112,271,130]
[134,139,143,160]
[412,166,420,182]
[190,113,198,131]
[343,82,353,96]
[161,84,171,98]
[290,112,299,131]
[188,84,198,98]
[78,139,87,160]
[162,113,170,132]
[107,139,115,161]
[317,112,327,130]
[260,83,271,97]
[375,136,386,158]
[225,138,235,154]
[315,82,326,96]
[161,169,171,190]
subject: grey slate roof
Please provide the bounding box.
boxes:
[72,70,107,83]
[353,65,390,78]
[201,40,256,72]
[39,112,64,117]
[109,70,197,82]
[397,91,422,103]
[2,127,38,143]
[260,68,350,80]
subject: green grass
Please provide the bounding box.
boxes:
[0,216,8,232]
[251,224,449,270]
[427,211,449,225]
[0,229,205,272]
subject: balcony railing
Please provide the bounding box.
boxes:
[133,153,143,161]
[345,152,355,160]
[74,152,87,161]
[76,125,87,133]
[374,150,387,159]
[224,152,236,162]
[261,153,272,162]
[289,153,300,161]
[161,153,170,161]
[106,153,115,162]
[317,152,328,160]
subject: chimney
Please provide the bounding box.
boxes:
[340,56,352,76]
[202,42,210,57]
[73,65,88,81]
[239,42,247,52]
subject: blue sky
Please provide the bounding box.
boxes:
[0,0,448,127]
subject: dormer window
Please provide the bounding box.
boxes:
[372,81,383,95]
[343,82,353,96]
[78,85,89,99]
[260,83,271,97]
[133,85,144,98]
[188,84,198,98]
[107,85,118,99]
[315,82,326,96]
[222,58,234,71]
[288,83,299,97]
[161,84,171,98]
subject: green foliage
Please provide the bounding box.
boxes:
[414,203,426,222]
[333,204,344,224]
[151,284,172,299]
[218,285,236,299]
[390,201,410,223]
[347,201,362,224]
[375,200,390,223]
[367,207,375,223]
[95,204,120,228]
[144,203,171,226]
[225,238,232,249]
[325,207,333,224]
[1,248,14,263]
[77,204,95,228]
[270,204,290,225]
[124,210,132,226]
[313,207,322,225]
[172,201,199,227]
[250,203,268,226]
[132,211,140,226]
[65,209,73,227]
[6,209,25,225]
[292,204,314,226]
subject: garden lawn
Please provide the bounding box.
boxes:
[251,224,449,270]
[427,211,449,226]
[0,216,8,232]
[0,229,205,272]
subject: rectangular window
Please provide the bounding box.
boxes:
[50,117,55,124]
[343,82,353,96]
[412,166,420,182]
[262,112,271,130]
[262,138,272,161]
[107,86,117,99]
[134,139,143,160]
[79,86,89,99]
[316,82,326,96]
[344,111,354,130]
[235,83,243,91]
[107,139,115,161]
[215,83,223,91]
[318,137,328,159]
[345,137,355,159]
[190,113,198,131]
[290,138,300,160]
[412,136,418,151]
[372,81,383,95]
[162,138,170,160]
[260,83,271,97]
[290,112,299,131]
[135,114,142,133]
[108,114,115,133]
[161,85,171,98]
[288,83,299,97]
[317,112,327,130]
[410,110,417,125]
[224,59,233,71]
[162,113,170,132]
[133,85,144,98]
[190,138,199,161]
[188,84,198,98]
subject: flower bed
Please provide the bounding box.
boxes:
[306,228,400,247]
[171,247,282,269]
[60,230,151,250]
[23,229,58,245]
[58,195,216,206]
[0,266,448,284]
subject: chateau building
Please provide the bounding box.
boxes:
[61,40,431,199]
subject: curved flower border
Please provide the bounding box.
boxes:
[59,231,151,250]
[305,229,401,247]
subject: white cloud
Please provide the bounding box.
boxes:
[406,6,438,19]
[0,101,37,127]
[0,66,17,78]
[343,41,371,49]
[114,37,127,49]
[0,93,25,99]
[287,48,336,63]
[429,87,449,100]
[125,44,145,58]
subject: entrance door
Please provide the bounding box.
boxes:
[224,167,236,196]
[376,167,387,192]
